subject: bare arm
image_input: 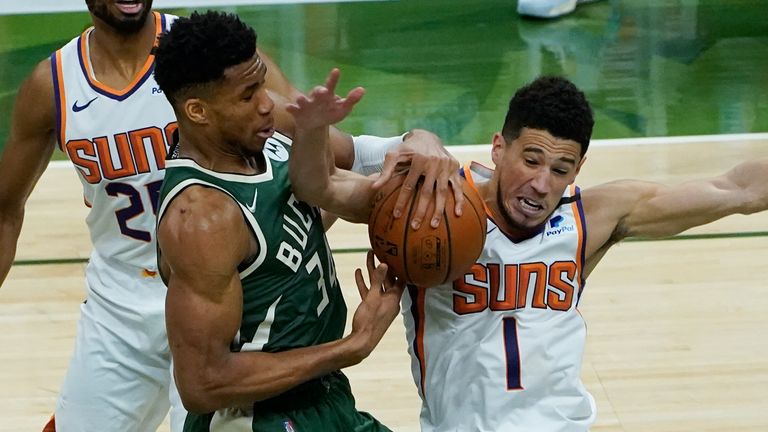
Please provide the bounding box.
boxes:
[0,59,57,285]
[159,187,403,413]
[286,69,376,223]
[261,53,462,227]
[259,48,356,169]
[582,159,768,274]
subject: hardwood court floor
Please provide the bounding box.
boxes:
[1,136,767,431]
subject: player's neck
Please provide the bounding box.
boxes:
[477,179,539,242]
[88,13,157,85]
[176,130,266,176]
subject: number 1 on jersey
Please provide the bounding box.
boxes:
[503,317,523,390]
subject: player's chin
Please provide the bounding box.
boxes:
[246,136,268,154]
[107,13,148,33]
[512,211,549,232]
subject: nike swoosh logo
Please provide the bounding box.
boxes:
[245,189,258,212]
[72,97,98,112]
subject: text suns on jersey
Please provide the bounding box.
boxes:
[65,122,178,183]
[452,260,580,314]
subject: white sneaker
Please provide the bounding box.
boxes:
[517,0,599,18]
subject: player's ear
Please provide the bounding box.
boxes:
[491,133,506,165]
[575,155,586,176]
[183,98,209,125]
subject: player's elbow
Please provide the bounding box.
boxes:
[179,392,217,414]
[176,377,216,413]
[292,183,332,208]
[175,367,231,414]
[0,197,25,221]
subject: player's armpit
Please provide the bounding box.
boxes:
[580,180,662,260]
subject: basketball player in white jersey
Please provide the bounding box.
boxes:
[0,1,462,431]
[400,76,768,431]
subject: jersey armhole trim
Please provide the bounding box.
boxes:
[570,184,588,292]
[157,178,268,279]
[50,50,67,152]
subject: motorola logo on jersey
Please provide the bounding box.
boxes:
[264,138,289,162]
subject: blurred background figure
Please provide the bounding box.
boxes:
[518,0,603,18]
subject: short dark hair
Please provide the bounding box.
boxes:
[154,10,257,106]
[501,76,594,157]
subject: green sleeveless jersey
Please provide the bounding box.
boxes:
[157,131,346,356]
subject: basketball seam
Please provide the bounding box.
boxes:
[403,180,422,284]
[441,205,451,285]
[449,190,486,284]
[369,176,404,257]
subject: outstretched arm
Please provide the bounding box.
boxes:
[0,59,57,286]
[262,52,463,228]
[259,47,363,171]
[582,159,768,272]
[159,187,404,413]
[286,68,376,223]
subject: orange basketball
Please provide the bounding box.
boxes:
[368,174,487,287]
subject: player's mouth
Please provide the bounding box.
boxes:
[115,0,143,15]
[256,122,275,139]
[517,197,544,216]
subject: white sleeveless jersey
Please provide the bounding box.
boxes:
[403,162,596,432]
[51,12,177,271]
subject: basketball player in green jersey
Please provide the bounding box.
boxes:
[155,11,407,431]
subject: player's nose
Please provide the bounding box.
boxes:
[256,90,274,115]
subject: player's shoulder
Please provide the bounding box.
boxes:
[24,57,55,97]
[11,57,57,128]
[158,184,251,264]
[162,185,243,233]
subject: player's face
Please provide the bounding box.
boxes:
[86,0,153,34]
[206,54,275,155]
[492,127,584,235]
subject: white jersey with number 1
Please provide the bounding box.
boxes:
[403,162,596,432]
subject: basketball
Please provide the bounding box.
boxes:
[368,174,487,287]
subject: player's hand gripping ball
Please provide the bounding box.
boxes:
[368,174,487,287]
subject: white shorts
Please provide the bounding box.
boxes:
[54,252,186,432]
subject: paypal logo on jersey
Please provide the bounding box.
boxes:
[545,215,574,236]
[151,86,164,94]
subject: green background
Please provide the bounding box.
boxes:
[0,0,766,160]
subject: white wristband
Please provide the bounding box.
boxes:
[351,133,407,176]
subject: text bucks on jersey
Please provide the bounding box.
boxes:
[158,131,346,354]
